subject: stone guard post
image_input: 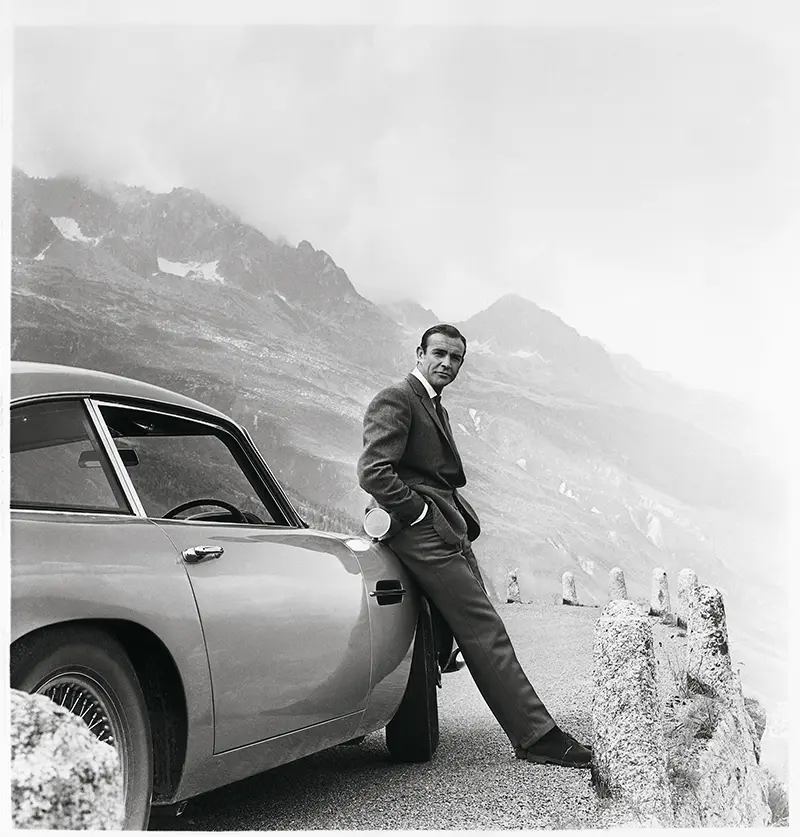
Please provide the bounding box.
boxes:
[506,568,521,604]
[686,584,735,697]
[609,567,627,601]
[684,585,771,826]
[649,567,672,621]
[676,568,698,630]
[561,571,578,606]
[592,600,673,825]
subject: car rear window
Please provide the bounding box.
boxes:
[10,400,130,514]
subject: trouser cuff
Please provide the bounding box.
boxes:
[517,716,557,750]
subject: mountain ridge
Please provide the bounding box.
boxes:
[10,169,784,620]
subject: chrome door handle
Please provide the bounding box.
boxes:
[182,545,224,564]
[370,580,407,605]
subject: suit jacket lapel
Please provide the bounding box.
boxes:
[406,373,463,466]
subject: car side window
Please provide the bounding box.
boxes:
[98,403,282,525]
[10,400,130,513]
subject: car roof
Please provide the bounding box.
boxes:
[10,361,229,420]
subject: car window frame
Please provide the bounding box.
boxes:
[89,398,303,528]
[9,396,136,517]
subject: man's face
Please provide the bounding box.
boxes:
[416,334,466,393]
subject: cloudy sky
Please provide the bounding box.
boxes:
[9,1,799,409]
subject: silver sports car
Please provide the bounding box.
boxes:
[9,361,440,828]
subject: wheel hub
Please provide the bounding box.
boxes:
[38,674,118,748]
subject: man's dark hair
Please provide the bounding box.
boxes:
[420,324,467,354]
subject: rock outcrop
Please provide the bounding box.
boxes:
[744,696,767,763]
[10,689,124,829]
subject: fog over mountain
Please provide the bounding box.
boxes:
[13,22,797,408]
[10,170,788,765]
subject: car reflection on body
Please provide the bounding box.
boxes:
[9,361,440,828]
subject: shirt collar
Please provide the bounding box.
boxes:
[411,366,438,401]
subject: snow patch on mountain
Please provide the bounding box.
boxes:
[510,348,550,364]
[517,458,527,470]
[559,481,579,501]
[34,243,52,261]
[158,257,225,284]
[468,339,496,355]
[51,217,100,245]
[576,554,597,575]
[468,408,482,434]
[646,514,665,548]
[640,495,676,520]
[626,502,667,549]
[457,423,470,436]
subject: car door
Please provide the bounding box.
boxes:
[9,397,203,644]
[94,399,372,754]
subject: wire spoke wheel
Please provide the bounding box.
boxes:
[12,628,153,829]
[36,671,129,778]
[39,673,119,744]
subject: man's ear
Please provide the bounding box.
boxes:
[415,346,424,362]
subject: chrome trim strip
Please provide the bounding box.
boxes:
[91,398,222,431]
[10,508,139,519]
[85,398,147,517]
[240,426,306,528]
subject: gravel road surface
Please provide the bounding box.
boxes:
[150,602,610,830]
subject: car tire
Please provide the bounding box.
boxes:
[10,625,153,830]
[385,598,440,762]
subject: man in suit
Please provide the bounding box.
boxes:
[357,324,591,768]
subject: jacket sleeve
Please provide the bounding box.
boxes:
[357,385,427,525]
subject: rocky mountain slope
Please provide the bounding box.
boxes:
[10,170,785,633]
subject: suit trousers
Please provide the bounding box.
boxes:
[388,511,556,750]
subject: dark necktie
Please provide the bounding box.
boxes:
[433,394,461,478]
[432,395,449,437]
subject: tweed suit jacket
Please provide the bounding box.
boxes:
[357,372,481,545]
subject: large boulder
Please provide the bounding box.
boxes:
[10,689,124,829]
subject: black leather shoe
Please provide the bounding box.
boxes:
[442,647,463,673]
[515,726,592,768]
